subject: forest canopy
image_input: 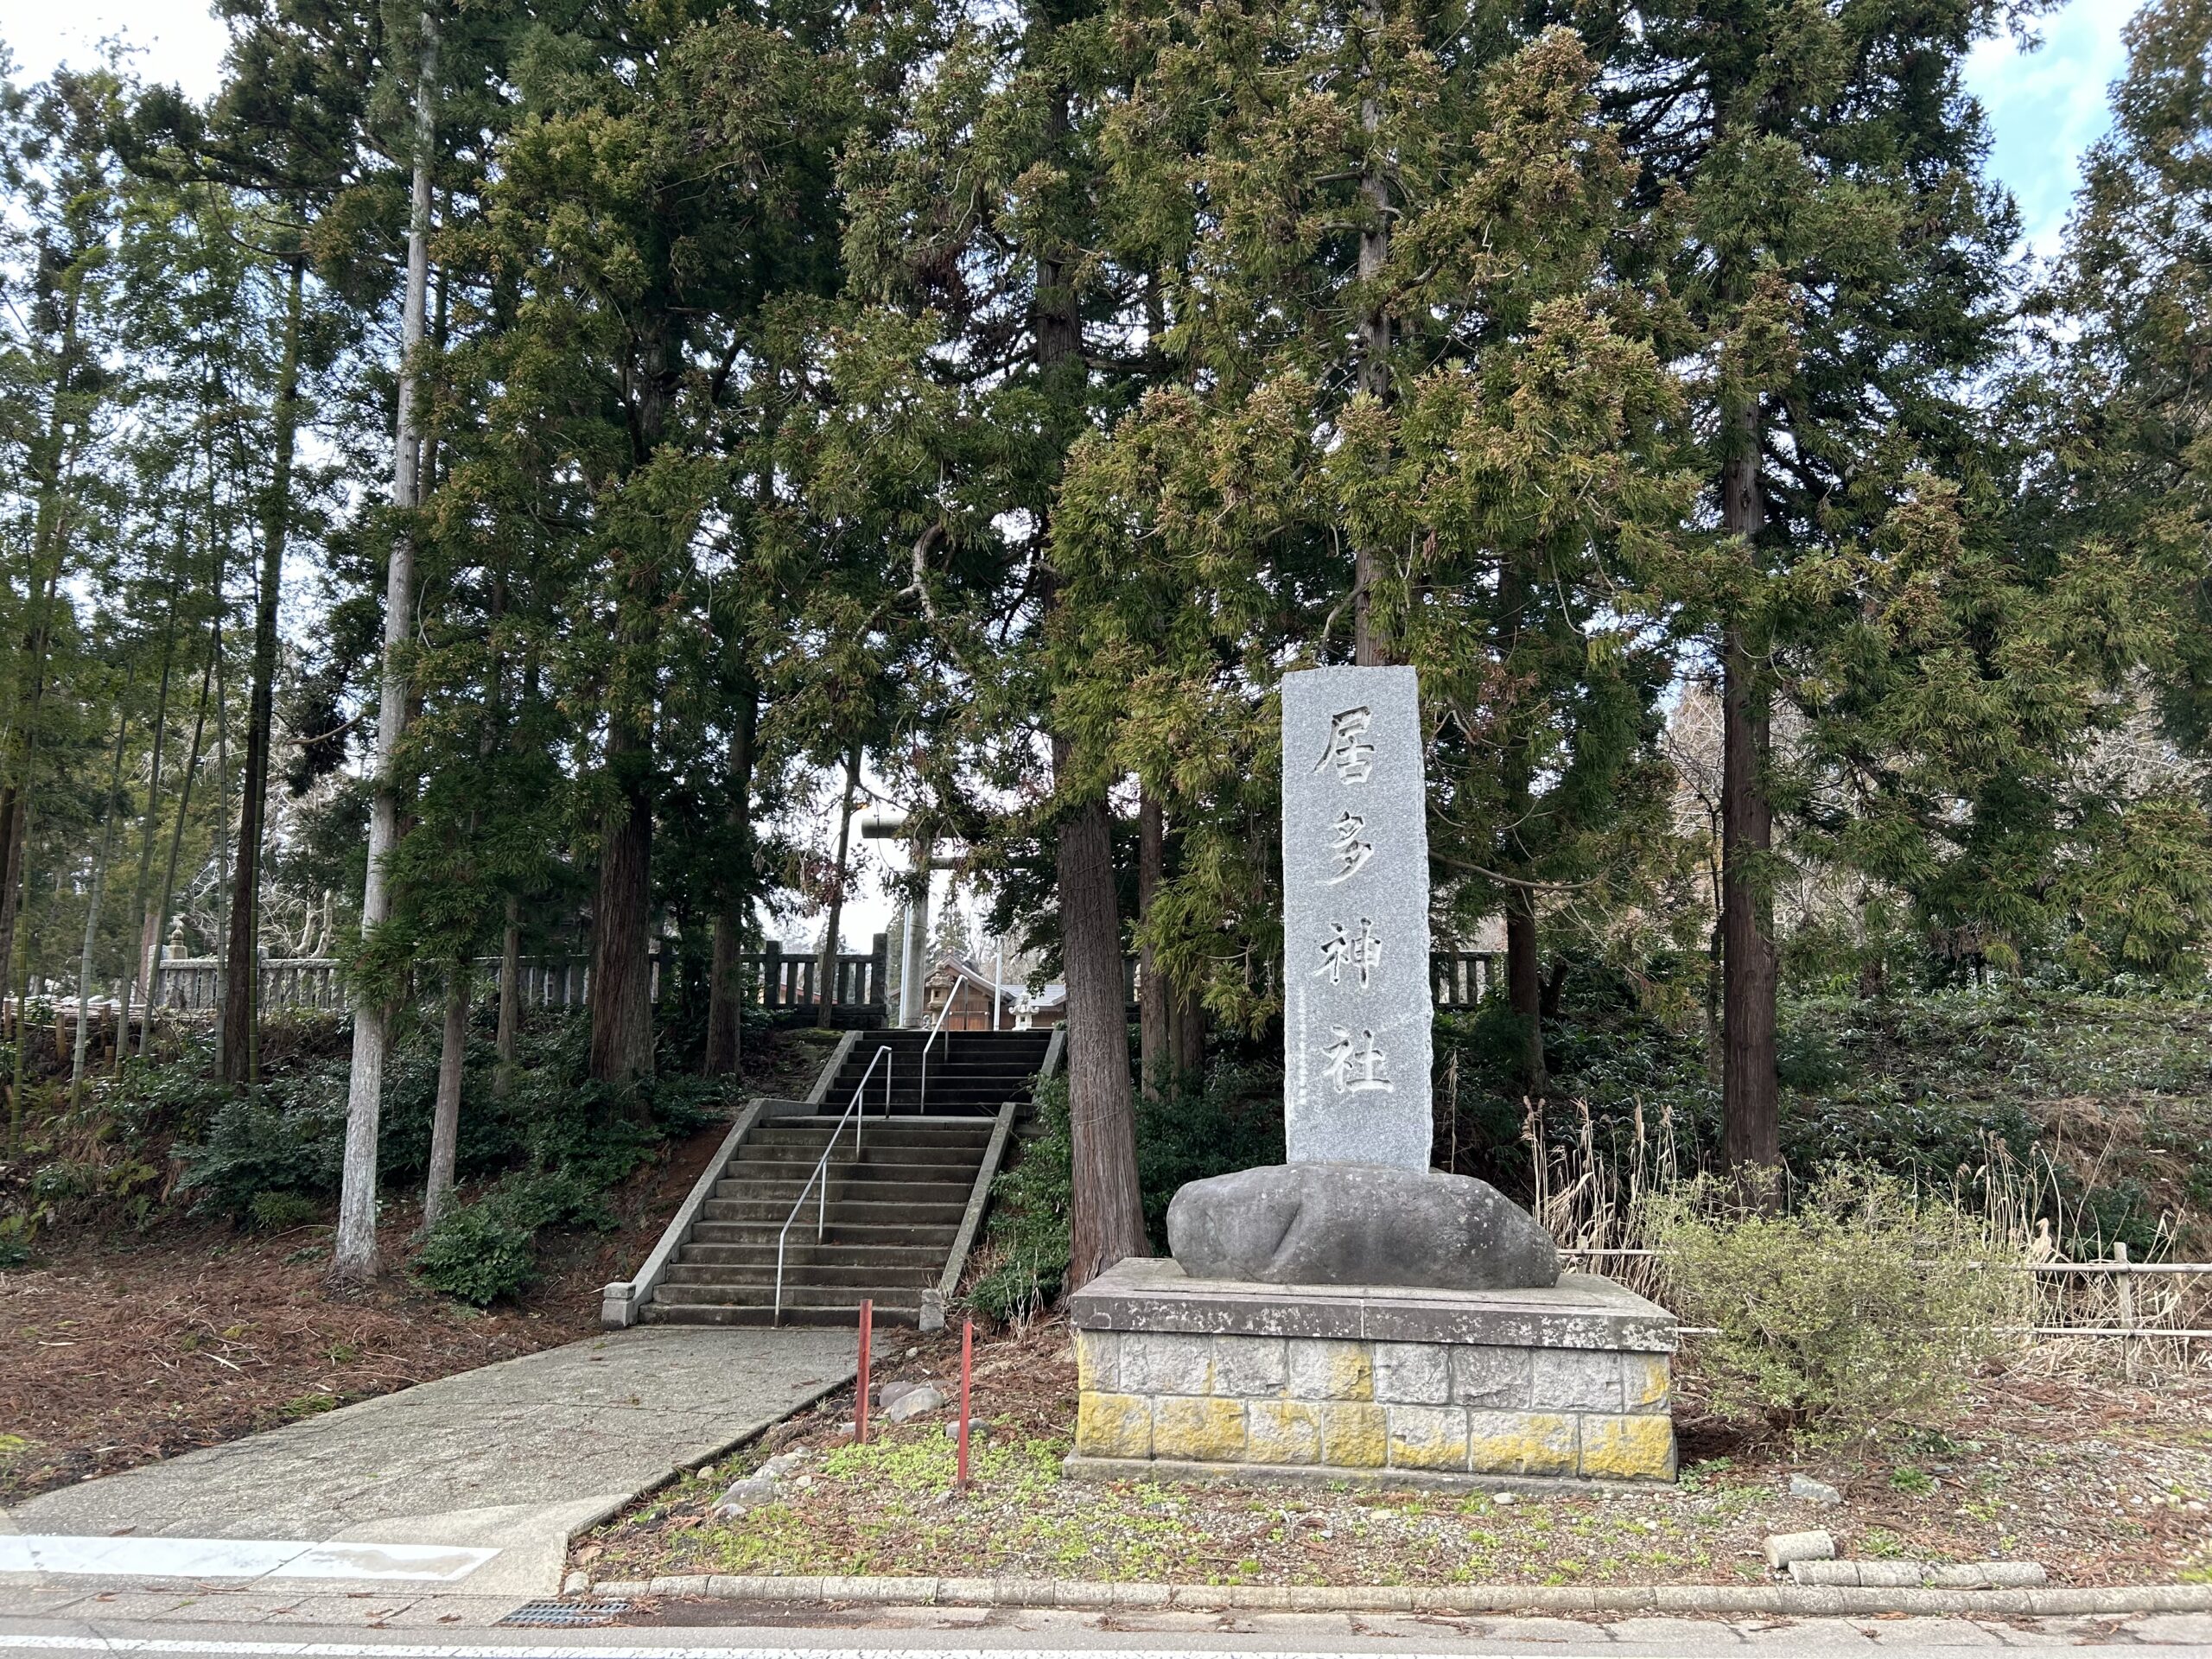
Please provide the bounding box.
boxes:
[2,0,2209,1286]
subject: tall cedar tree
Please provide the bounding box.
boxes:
[1053,21,1693,1111]
[840,0,1154,1285]
[132,0,378,1084]
[473,3,854,1085]
[0,69,133,1044]
[1589,0,2022,1165]
[2029,0,2212,977]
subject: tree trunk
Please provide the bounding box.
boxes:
[334,10,436,1287]
[0,791,23,1047]
[493,895,519,1096]
[1503,890,1547,1097]
[1057,754,1149,1288]
[222,251,307,1086]
[1351,1,1392,668]
[71,701,131,1107]
[815,743,861,1030]
[1033,79,1146,1286]
[1137,789,1168,1098]
[1,273,85,1043]
[587,361,674,1086]
[1497,537,1545,1097]
[423,963,466,1230]
[118,563,184,1071]
[0,554,72,1037]
[704,682,758,1071]
[589,720,656,1084]
[1719,410,1779,1171]
[1173,982,1205,1082]
[144,603,219,1058]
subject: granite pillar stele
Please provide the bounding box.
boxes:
[1069,664,1678,1490]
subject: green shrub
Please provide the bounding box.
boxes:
[410,1170,619,1305]
[963,1061,1286,1323]
[246,1190,324,1232]
[1645,1169,2026,1443]
[966,1078,1074,1324]
[412,1200,538,1305]
[174,1089,346,1221]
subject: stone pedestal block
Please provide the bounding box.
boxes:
[1066,1258,1677,1490]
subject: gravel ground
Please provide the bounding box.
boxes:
[580,1319,2212,1589]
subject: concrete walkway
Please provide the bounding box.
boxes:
[0,1325,854,1605]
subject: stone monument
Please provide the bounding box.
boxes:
[1068,664,1679,1489]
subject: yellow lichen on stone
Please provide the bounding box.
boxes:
[1466,1410,1577,1477]
[1075,1391,1153,1459]
[1579,1413,1676,1481]
[1074,1332,1115,1393]
[1288,1339,1376,1402]
[1246,1399,1322,1465]
[1621,1354,1670,1412]
[1319,1402,1389,1467]
[1386,1405,1471,1471]
[1151,1395,1248,1463]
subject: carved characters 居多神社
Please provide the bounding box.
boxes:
[1280,666,1432,1170]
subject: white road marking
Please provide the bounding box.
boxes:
[0,1539,499,1584]
[0,1644,1583,1659]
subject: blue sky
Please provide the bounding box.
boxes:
[3,0,2139,254]
[1965,0,2137,254]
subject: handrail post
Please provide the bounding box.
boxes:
[775,1043,894,1324]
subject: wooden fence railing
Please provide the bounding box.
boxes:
[147,933,891,1020]
[126,938,1483,1020]
[1431,951,1500,1010]
[1113,950,1501,1012]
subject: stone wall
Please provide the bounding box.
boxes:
[1073,1329,1674,1482]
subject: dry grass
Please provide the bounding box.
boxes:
[581,1318,2212,1590]
[1526,1097,2212,1382]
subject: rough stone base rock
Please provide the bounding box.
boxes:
[1167,1162,1560,1292]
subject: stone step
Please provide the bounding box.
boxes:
[717,1161,981,1187]
[688,1219,961,1248]
[750,1120,995,1141]
[676,1241,945,1268]
[711,1173,975,1200]
[660,1262,944,1289]
[697,1196,970,1225]
[639,1300,919,1329]
[646,1283,923,1314]
[733,1139,988,1163]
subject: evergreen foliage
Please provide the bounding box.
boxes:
[0,0,2208,1300]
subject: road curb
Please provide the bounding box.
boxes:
[585,1573,2212,1618]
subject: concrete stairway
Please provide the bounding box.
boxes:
[636,1028,1057,1328]
[821,1027,1055,1117]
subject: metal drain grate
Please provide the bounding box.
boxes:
[497,1599,632,1627]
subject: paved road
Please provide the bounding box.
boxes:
[0,1325,855,1601]
[0,1606,2206,1656]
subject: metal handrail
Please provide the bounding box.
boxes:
[917,989,958,1113]
[774,1044,893,1326]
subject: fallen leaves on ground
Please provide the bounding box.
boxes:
[582,1319,2212,1589]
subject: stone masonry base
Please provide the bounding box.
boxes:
[1066,1259,1678,1487]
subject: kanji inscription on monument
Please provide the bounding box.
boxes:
[1281,664,1433,1171]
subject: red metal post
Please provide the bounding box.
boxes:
[957,1317,973,1490]
[856,1298,874,1445]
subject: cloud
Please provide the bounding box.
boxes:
[1964,0,2135,256]
[3,1,228,102]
